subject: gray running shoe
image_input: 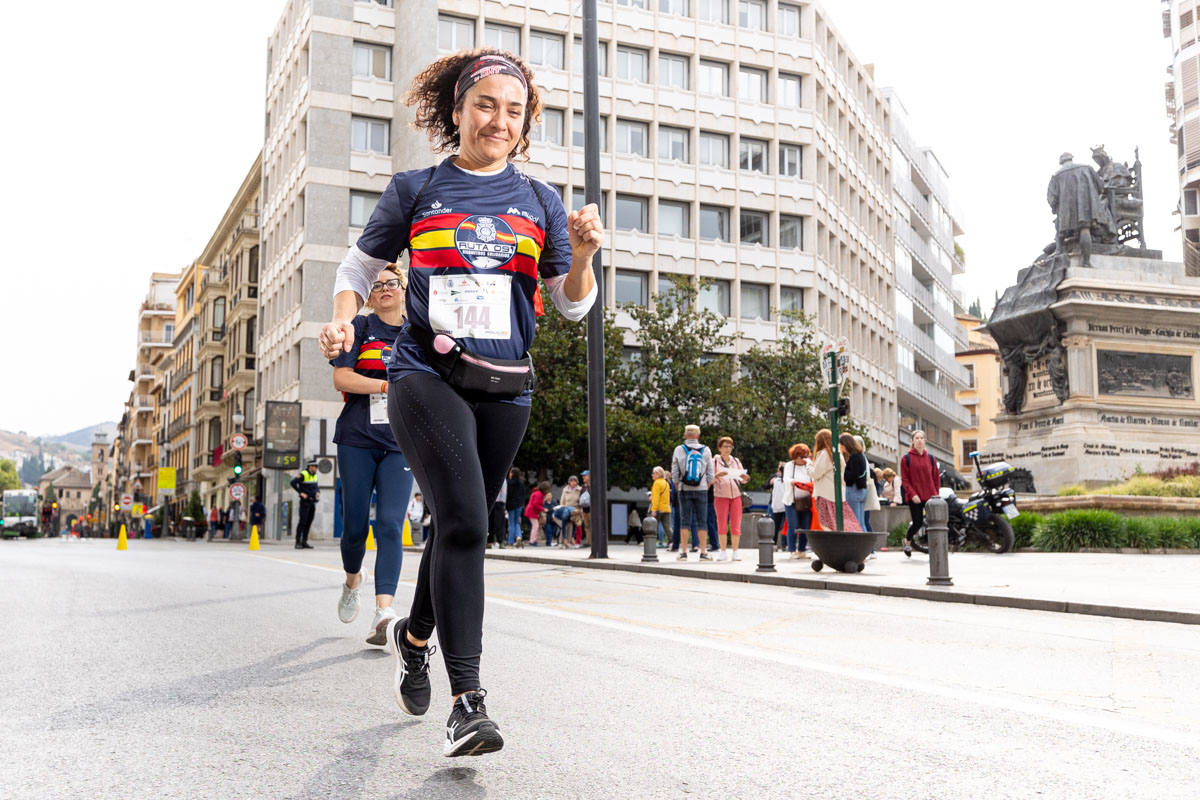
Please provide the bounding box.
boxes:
[338,577,361,624]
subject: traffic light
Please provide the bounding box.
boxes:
[232,452,243,476]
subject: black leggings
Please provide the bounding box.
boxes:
[387,371,529,695]
[906,500,926,541]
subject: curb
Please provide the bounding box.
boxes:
[480,550,1200,626]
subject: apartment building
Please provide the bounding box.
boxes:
[165,263,205,517]
[884,90,968,466]
[112,272,179,511]
[192,155,262,514]
[257,0,900,489]
[1164,0,1200,275]
[951,312,1002,479]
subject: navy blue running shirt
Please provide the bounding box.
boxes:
[330,314,404,450]
[355,158,572,404]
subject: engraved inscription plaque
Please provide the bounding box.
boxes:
[1096,350,1193,399]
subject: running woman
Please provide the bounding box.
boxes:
[329,263,414,646]
[320,48,601,757]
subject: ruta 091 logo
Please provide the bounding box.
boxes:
[454,215,517,269]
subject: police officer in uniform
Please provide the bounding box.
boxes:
[291,459,320,549]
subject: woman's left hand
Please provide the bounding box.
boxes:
[567,203,604,257]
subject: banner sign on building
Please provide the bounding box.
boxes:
[264,401,302,470]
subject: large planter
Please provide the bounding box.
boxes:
[807,530,887,573]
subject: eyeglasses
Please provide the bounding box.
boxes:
[370,278,403,293]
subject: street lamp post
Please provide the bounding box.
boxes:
[583,0,609,559]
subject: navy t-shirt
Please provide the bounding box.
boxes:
[330,314,403,451]
[355,157,572,405]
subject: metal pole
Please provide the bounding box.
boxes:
[755,515,776,573]
[583,0,608,559]
[640,517,658,562]
[828,351,844,531]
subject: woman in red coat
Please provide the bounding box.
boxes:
[899,430,941,557]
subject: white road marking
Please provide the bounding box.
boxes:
[257,553,1198,749]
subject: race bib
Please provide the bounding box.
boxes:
[428,274,512,340]
[369,393,388,424]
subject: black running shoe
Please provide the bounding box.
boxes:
[388,617,435,715]
[444,690,503,757]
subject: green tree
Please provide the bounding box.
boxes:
[716,316,831,485]
[18,446,44,486]
[186,490,204,521]
[0,459,20,492]
[518,301,625,484]
[45,483,56,505]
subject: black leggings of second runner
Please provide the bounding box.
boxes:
[387,371,530,695]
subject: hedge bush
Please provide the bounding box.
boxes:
[1032,509,1125,552]
[1010,511,1042,549]
[888,522,907,547]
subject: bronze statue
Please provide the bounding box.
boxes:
[1047,152,1113,267]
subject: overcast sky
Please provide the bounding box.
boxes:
[0,1,1180,437]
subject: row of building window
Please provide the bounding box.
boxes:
[614,272,803,320]
[441,15,805,106]
[350,186,804,248]
[347,109,804,181]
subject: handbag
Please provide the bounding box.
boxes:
[792,489,812,512]
[740,491,753,509]
[865,474,881,512]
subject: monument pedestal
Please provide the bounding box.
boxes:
[986,254,1200,493]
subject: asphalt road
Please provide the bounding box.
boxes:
[3,538,1198,799]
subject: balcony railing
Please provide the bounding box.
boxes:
[167,417,189,439]
[897,365,971,429]
[896,318,970,386]
[170,370,190,392]
[139,330,174,346]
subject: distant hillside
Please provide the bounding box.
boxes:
[46,422,117,451]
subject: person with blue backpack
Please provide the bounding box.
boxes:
[670,424,714,561]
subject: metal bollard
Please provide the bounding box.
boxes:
[924,497,953,586]
[755,515,776,573]
[641,516,659,563]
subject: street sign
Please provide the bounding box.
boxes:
[120,494,133,511]
[157,467,176,492]
[821,338,850,388]
[230,434,247,451]
[264,401,302,470]
[229,483,246,501]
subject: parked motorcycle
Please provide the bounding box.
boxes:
[909,451,1018,555]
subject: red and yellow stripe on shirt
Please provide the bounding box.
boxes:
[408,213,544,277]
[357,339,389,372]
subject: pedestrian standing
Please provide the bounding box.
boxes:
[249,496,267,532]
[407,492,425,545]
[649,466,671,547]
[504,468,526,546]
[841,434,869,534]
[524,481,547,546]
[329,264,414,645]
[207,505,220,541]
[900,430,940,557]
[290,460,320,549]
[321,46,601,757]
[711,436,749,561]
[488,481,507,549]
[670,424,713,561]
[783,444,814,558]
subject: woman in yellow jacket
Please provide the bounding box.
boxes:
[649,465,672,548]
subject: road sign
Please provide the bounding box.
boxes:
[230,434,247,451]
[157,467,176,492]
[822,339,850,388]
[120,494,133,511]
[229,483,246,501]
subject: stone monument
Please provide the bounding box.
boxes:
[983,147,1200,492]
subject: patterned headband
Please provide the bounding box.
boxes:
[453,54,529,106]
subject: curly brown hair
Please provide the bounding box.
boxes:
[405,48,542,160]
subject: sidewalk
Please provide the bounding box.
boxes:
[474,542,1200,625]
